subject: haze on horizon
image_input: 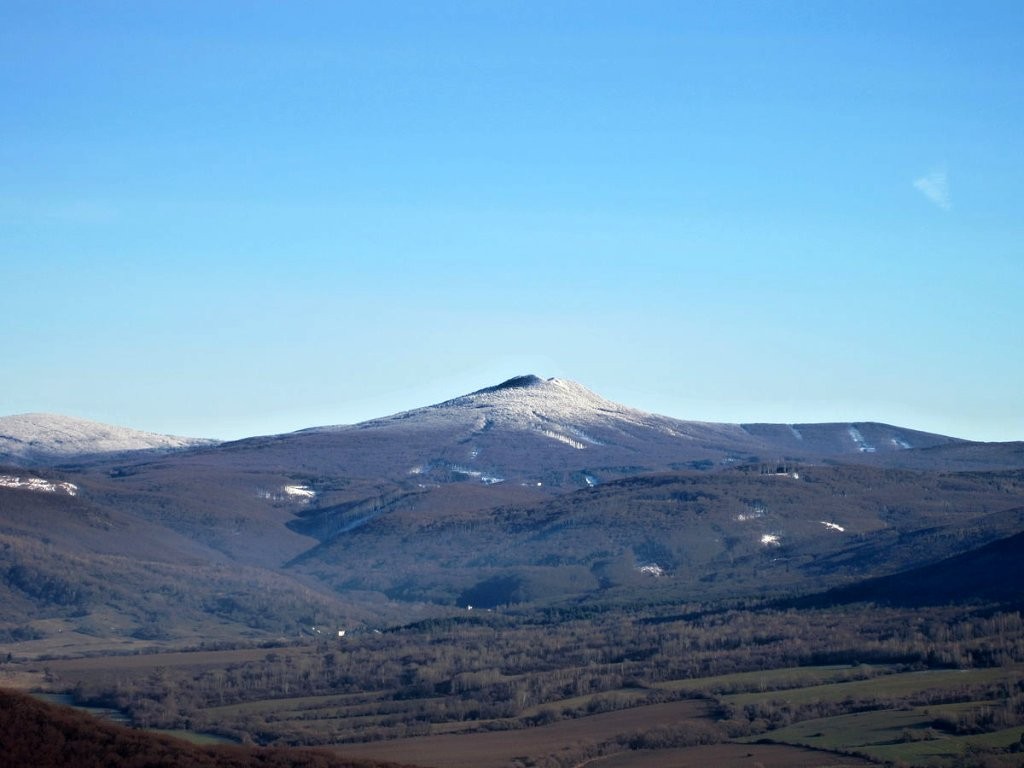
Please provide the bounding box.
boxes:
[2,2,1022,443]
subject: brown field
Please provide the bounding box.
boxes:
[335,700,713,768]
[334,700,873,768]
[586,743,875,768]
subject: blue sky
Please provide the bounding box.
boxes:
[2,1,1022,441]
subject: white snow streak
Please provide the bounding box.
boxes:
[541,430,586,450]
[848,427,876,453]
[566,427,604,446]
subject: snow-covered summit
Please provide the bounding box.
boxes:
[348,375,750,448]
[354,375,638,430]
[0,413,217,466]
[438,375,646,426]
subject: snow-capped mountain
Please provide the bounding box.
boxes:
[288,374,767,482]
[196,374,970,490]
[350,374,751,446]
[0,413,217,466]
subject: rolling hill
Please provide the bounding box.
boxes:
[0,413,217,467]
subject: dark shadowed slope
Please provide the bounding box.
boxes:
[791,521,1024,608]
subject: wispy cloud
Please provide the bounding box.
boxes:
[913,169,951,210]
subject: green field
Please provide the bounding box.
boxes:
[723,666,1024,708]
[756,708,1024,767]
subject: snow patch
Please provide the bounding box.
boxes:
[283,485,316,500]
[637,564,665,577]
[452,466,507,483]
[257,485,316,502]
[760,534,781,547]
[890,436,912,450]
[0,475,78,496]
[820,521,845,532]
[583,474,597,487]
[789,425,803,441]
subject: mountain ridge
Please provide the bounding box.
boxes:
[194,375,1004,488]
[2,376,1024,650]
[2,376,1018,477]
[0,412,218,466]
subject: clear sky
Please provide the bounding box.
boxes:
[2,1,1022,441]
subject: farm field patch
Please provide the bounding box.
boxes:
[331,700,712,768]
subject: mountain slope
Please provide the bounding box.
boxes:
[0,413,216,466]
[67,374,993,574]
[284,465,1024,606]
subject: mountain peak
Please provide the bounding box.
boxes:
[405,375,659,435]
[470,374,547,396]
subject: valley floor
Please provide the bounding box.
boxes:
[5,598,1024,767]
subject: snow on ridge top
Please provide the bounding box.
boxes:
[0,412,215,460]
